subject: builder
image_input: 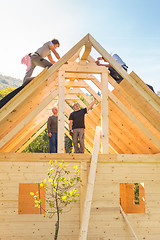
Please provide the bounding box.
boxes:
[96,53,128,84]
[23,38,60,85]
[96,54,155,92]
[69,99,96,153]
[47,107,58,153]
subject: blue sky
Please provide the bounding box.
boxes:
[0,0,160,92]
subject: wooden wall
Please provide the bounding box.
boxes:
[0,153,160,240]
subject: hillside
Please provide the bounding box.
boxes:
[0,74,22,89]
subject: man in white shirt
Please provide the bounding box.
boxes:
[96,53,128,84]
[23,39,60,85]
[96,54,155,92]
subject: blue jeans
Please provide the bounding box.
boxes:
[49,132,57,153]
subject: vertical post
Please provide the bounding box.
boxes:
[101,72,109,153]
[58,70,65,153]
[80,161,88,228]
[79,126,101,240]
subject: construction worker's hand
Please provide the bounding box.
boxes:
[69,130,73,137]
[97,57,103,61]
[95,60,100,66]
[48,133,52,138]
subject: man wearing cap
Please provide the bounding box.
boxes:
[96,53,128,84]
[69,99,96,153]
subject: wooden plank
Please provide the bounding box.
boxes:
[0,76,58,142]
[0,68,48,121]
[109,92,160,149]
[117,77,160,132]
[60,62,109,74]
[80,161,88,227]
[0,75,57,137]
[101,72,109,153]
[120,205,139,240]
[65,73,95,80]
[79,126,101,240]
[0,88,58,150]
[1,99,57,152]
[130,71,160,106]
[60,80,89,88]
[0,152,160,163]
[58,71,65,153]
[112,87,160,141]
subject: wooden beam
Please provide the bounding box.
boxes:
[65,73,95,80]
[1,99,58,152]
[108,75,160,132]
[0,88,58,150]
[80,161,88,227]
[17,123,47,152]
[101,72,109,153]
[109,92,160,149]
[56,80,89,88]
[58,71,65,153]
[0,76,58,141]
[120,205,139,240]
[130,71,160,106]
[0,68,48,121]
[79,126,101,240]
[80,42,92,60]
[60,62,109,74]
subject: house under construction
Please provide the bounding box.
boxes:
[0,33,160,240]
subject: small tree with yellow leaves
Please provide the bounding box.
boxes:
[30,160,81,240]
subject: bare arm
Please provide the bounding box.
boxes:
[87,99,96,112]
[50,46,60,60]
[47,54,55,64]
[97,57,107,62]
[96,57,111,67]
[97,62,111,67]
[69,120,73,131]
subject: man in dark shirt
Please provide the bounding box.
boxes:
[47,107,58,153]
[69,99,96,153]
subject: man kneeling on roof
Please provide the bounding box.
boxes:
[0,39,61,109]
[96,53,128,84]
[22,38,60,86]
[96,53,155,92]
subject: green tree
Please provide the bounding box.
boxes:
[30,160,81,240]
[23,129,49,153]
[23,129,73,153]
[134,183,139,205]
[0,87,15,100]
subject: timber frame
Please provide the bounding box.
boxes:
[0,33,159,154]
[0,33,160,240]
